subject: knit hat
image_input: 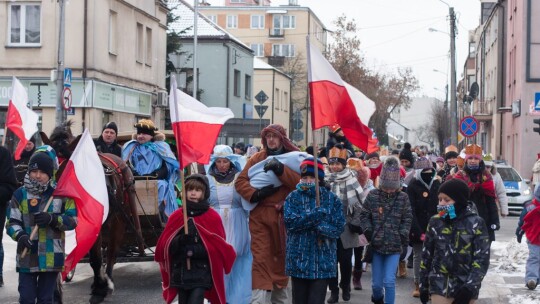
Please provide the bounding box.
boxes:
[445,151,459,160]
[328,144,348,166]
[28,152,54,178]
[300,157,325,180]
[379,156,402,190]
[234,142,245,152]
[438,179,470,210]
[134,119,157,136]
[399,143,415,165]
[436,157,445,163]
[102,122,118,135]
[329,124,342,134]
[365,152,380,161]
[414,156,433,170]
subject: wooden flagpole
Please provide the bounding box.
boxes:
[306,36,321,207]
[21,196,55,258]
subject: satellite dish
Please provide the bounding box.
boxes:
[396,134,403,141]
[469,82,479,100]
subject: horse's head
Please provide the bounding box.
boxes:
[47,119,76,160]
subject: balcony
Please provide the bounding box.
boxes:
[472,99,493,121]
[269,28,285,38]
[267,56,285,67]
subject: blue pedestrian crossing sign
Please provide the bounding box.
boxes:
[459,116,479,138]
[535,92,540,111]
[63,68,72,87]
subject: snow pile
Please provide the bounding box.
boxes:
[491,238,528,273]
[508,293,540,304]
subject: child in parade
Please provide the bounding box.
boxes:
[515,184,540,290]
[420,178,491,304]
[326,144,364,303]
[5,151,78,304]
[359,156,412,304]
[284,157,345,304]
[155,174,236,304]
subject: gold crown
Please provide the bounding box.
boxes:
[456,156,465,168]
[328,146,348,160]
[465,144,483,156]
[444,145,458,154]
[347,158,363,170]
[134,119,158,131]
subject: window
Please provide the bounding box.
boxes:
[251,15,264,29]
[250,44,264,57]
[245,75,252,100]
[102,112,113,130]
[207,15,217,24]
[146,27,153,66]
[136,23,143,63]
[233,70,241,97]
[272,44,295,57]
[8,3,41,46]
[275,88,281,110]
[272,15,295,35]
[109,11,117,54]
[283,91,289,112]
[227,15,238,29]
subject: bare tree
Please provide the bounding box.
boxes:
[413,100,448,154]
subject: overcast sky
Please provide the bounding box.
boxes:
[204,0,481,100]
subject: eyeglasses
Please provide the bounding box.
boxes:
[265,134,279,140]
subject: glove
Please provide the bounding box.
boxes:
[364,230,373,242]
[452,286,473,304]
[16,234,33,253]
[34,212,57,227]
[419,289,430,304]
[263,158,284,176]
[516,229,524,243]
[250,185,278,203]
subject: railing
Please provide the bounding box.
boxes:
[269,28,284,38]
[473,99,493,116]
[267,56,285,67]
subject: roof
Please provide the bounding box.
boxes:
[253,58,291,79]
[168,0,251,51]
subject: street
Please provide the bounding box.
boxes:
[0,216,535,303]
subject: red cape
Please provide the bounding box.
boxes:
[155,208,236,304]
[522,199,540,245]
[452,170,496,198]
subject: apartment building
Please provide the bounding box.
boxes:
[198,0,328,147]
[0,0,168,141]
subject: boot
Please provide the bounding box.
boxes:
[352,269,362,290]
[398,260,407,278]
[412,282,420,297]
[371,295,384,304]
[327,290,339,304]
[342,285,351,301]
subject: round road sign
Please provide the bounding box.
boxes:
[62,87,72,110]
[459,116,479,137]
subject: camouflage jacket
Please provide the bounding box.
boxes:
[419,204,490,299]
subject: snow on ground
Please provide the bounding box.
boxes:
[508,293,540,304]
[490,238,529,275]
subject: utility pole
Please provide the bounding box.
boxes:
[55,0,67,126]
[449,7,458,146]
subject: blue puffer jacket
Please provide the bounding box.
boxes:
[284,186,345,279]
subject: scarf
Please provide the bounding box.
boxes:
[327,168,362,214]
[209,166,238,184]
[454,170,496,198]
[185,199,210,217]
[23,173,49,195]
[437,204,457,219]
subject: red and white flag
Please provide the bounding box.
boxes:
[169,75,234,169]
[6,77,39,160]
[307,42,379,153]
[56,129,108,280]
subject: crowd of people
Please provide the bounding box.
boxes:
[1,120,539,304]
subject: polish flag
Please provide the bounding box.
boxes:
[6,77,39,160]
[56,129,108,280]
[169,75,234,169]
[307,42,379,153]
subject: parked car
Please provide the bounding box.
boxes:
[496,164,533,214]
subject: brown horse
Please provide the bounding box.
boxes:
[42,121,145,304]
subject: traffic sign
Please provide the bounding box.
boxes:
[62,87,72,110]
[459,116,479,138]
[63,68,72,87]
[254,105,268,118]
[535,92,540,111]
[292,130,304,142]
[255,90,268,104]
[293,118,303,130]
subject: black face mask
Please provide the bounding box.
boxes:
[420,170,434,184]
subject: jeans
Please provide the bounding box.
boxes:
[371,252,400,304]
[178,287,206,304]
[328,239,353,292]
[526,242,540,284]
[291,277,328,304]
[19,271,59,304]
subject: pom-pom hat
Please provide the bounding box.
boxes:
[379,156,402,190]
[300,157,325,180]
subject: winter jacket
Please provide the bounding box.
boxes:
[0,146,17,208]
[407,171,441,243]
[419,204,490,299]
[94,137,122,157]
[6,185,78,273]
[491,171,509,216]
[284,186,345,279]
[359,189,412,254]
[516,200,540,245]
[326,168,363,249]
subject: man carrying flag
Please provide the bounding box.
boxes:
[5,150,77,304]
[5,77,39,160]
